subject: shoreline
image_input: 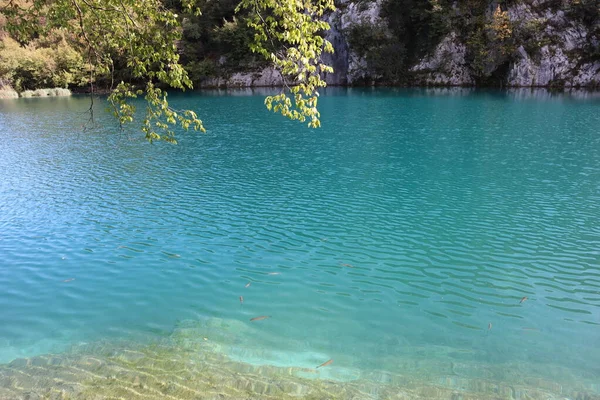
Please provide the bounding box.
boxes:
[1,317,598,400]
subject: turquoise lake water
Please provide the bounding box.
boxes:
[0,88,599,398]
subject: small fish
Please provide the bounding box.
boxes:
[267,272,280,276]
[340,263,354,268]
[161,251,181,258]
[488,322,492,330]
[62,278,75,283]
[519,296,528,304]
[245,282,251,288]
[239,296,244,304]
[316,359,333,369]
[250,316,271,322]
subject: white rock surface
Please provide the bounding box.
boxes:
[411,32,475,86]
[201,67,284,88]
[506,1,599,87]
[200,0,599,88]
[323,0,388,84]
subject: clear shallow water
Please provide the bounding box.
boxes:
[1,88,600,398]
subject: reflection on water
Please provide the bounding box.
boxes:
[1,89,600,398]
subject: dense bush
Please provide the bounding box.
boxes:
[381,0,451,61]
[0,0,261,91]
[0,31,88,91]
[174,0,264,82]
[346,22,407,82]
[566,0,600,62]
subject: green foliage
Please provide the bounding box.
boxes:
[346,22,407,82]
[2,0,336,140]
[0,33,87,91]
[512,17,551,58]
[566,0,600,62]
[177,0,263,77]
[237,0,335,128]
[211,17,263,72]
[381,0,451,61]
[1,0,206,141]
[185,59,218,84]
[107,81,206,144]
[567,0,600,27]
[457,2,516,80]
[349,0,451,83]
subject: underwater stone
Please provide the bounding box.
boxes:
[8,358,29,368]
[22,392,43,400]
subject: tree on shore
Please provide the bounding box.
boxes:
[1,0,335,142]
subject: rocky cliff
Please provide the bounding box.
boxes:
[201,0,599,88]
[327,0,599,88]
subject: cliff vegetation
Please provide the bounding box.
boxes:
[1,0,598,95]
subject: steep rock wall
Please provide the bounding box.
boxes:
[322,0,387,85]
[505,2,599,87]
[200,0,599,88]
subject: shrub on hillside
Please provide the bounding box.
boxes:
[0,31,88,91]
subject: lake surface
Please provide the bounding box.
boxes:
[0,88,599,399]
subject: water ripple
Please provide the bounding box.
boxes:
[1,91,599,391]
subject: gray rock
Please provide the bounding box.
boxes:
[506,2,600,87]
[201,67,284,88]
[197,0,599,88]
[411,32,475,86]
[324,0,388,84]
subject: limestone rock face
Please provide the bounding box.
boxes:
[508,44,600,87]
[322,0,388,85]
[0,78,18,99]
[411,32,475,86]
[410,0,599,88]
[200,0,390,87]
[199,0,599,88]
[200,67,283,88]
[505,1,599,87]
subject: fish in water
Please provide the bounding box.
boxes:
[316,359,333,369]
[488,322,492,330]
[250,316,271,322]
[520,296,528,304]
[161,251,181,258]
[62,278,75,283]
[340,263,354,268]
[239,296,244,304]
[267,272,280,276]
[245,282,251,288]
